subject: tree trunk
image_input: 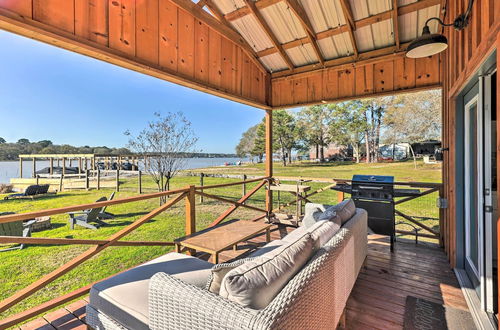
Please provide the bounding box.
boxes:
[287,149,292,164]
[320,146,325,162]
[364,131,370,163]
[409,144,417,169]
[315,144,319,160]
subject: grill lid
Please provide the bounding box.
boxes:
[352,175,394,184]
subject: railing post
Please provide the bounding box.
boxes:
[116,170,120,192]
[242,174,247,204]
[265,110,273,219]
[199,173,204,203]
[59,174,63,192]
[138,170,142,194]
[19,157,23,178]
[97,169,101,190]
[35,175,39,185]
[85,170,90,190]
[185,185,196,256]
[337,191,345,203]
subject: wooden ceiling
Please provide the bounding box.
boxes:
[0,0,443,109]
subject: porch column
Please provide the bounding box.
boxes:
[265,110,273,216]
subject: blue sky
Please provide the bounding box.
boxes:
[0,31,265,153]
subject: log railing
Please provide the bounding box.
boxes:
[0,176,270,328]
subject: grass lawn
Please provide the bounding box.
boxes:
[0,160,441,323]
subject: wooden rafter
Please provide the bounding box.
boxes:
[197,0,207,7]
[283,0,324,65]
[225,0,281,21]
[167,0,267,73]
[339,0,358,57]
[242,0,295,70]
[234,0,440,58]
[392,0,400,50]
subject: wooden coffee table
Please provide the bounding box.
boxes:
[174,219,272,263]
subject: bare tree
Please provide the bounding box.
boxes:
[126,112,198,204]
[383,90,442,168]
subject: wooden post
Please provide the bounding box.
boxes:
[185,185,196,256]
[49,158,53,175]
[59,174,63,192]
[85,170,90,190]
[265,110,273,218]
[337,191,345,203]
[19,158,23,178]
[32,157,36,178]
[78,158,82,174]
[62,158,66,175]
[116,169,120,192]
[199,173,204,203]
[35,175,39,185]
[69,158,73,167]
[138,170,142,194]
[242,174,247,204]
[97,169,101,190]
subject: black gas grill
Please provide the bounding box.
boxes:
[335,175,396,251]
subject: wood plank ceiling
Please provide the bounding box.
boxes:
[0,0,444,109]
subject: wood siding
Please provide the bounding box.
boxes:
[441,0,499,267]
[270,54,441,108]
[0,0,269,109]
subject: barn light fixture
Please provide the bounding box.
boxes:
[406,0,474,58]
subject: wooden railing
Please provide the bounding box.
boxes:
[0,174,443,327]
[0,176,270,328]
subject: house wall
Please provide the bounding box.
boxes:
[0,0,270,109]
[441,0,499,267]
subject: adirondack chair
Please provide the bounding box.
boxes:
[0,212,36,252]
[68,197,108,230]
[98,192,115,220]
[4,185,39,200]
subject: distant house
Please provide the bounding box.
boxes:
[309,143,352,161]
[411,140,442,156]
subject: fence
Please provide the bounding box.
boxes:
[0,174,444,327]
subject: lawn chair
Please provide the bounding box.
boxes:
[68,197,108,230]
[0,212,36,252]
[98,192,115,220]
[4,185,39,200]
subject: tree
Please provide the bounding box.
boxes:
[273,110,299,166]
[236,124,259,161]
[37,140,53,148]
[0,137,5,144]
[329,102,368,163]
[251,122,266,163]
[383,90,442,167]
[126,112,198,204]
[17,138,30,145]
[297,105,333,162]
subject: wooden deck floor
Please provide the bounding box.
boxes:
[17,227,469,330]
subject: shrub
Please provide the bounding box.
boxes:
[0,184,13,193]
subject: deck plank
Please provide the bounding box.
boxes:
[20,231,468,329]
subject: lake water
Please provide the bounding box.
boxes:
[0,158,246,184]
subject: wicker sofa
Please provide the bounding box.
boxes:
[86,202,368,330]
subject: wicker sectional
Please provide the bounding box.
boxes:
[87,208,368,330]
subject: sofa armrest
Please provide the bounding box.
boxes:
[149,272,257,330]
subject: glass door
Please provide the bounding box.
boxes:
[464,83,482,292]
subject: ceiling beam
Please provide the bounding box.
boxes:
[255,0,439,58]
[167,0,267,73]
[272,41,413,79]
[197,0,207,7]
[339,0,358,57]
[283,0,324,65]
[392,0,400,50]
[242,0,295,70]
[225,0,281,21]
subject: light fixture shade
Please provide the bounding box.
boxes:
[406,26,448,58]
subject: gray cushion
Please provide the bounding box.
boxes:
[89,252,213,330]
[248,238,287,257]
[307,219,341,247]
[302,205,324,228]
[205,258,254,294]
[219,233,315,309]
[321,199,356,225]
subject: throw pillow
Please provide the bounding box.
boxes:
[302,206,324,228]
[205,258,254,294]
[219,233,315,309]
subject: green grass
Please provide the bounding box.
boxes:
[0,160,441,323]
